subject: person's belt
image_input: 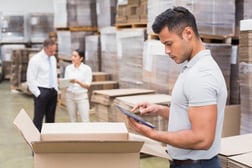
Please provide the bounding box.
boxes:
[171,159,200,165]
[38,87,55,91]
[170,155,217,166]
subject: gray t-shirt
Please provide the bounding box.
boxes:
[167,50,227,160]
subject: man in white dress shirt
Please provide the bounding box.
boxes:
[27,39,58,132]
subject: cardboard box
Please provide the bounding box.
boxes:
[91,88,155,122]
[222,105,240,137]
[129,133,170,160]
[228,152,252,167]
[41,122,129,141]
[13,109,144,168]
[219,133,252,168]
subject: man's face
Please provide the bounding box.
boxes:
[44,44,57,56]
[159,26,192,64]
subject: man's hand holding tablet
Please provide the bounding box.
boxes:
[115,105,155,129]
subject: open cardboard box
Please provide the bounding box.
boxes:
[228,152,252,167]
[219,133,252,168]
[13,109,170,168]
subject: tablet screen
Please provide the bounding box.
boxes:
[115,105,155,129]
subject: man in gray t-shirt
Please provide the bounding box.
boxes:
[128,6,227,168]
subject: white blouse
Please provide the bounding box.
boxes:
[64,63,92,93]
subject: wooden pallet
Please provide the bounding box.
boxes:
[147,33,239,44]
[148,33,159,40]
[200,34,239,44]
[116,23,147,29]
[56,26,98,32]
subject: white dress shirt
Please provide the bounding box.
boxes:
[27,49,58,97]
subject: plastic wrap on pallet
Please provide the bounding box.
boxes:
[1,45,25,82]
[147,0,193,34]
[96,0,117,29]
[230,46,240,105]
[147,0,235,36]
[59,59,71,78]
[53,0,97,28]
[234,0,252,36]
[0,45,25,61]
[57,31,93,58]
[204,43,232,104]
[193,0,235,36]
[85,35,101,72]
[116,28,146,88]
[100,27,119,81]
[28,13,54,43]
[239,62,252,134]
[147,0,174,34]
[240,19,252,31]
[243,0,252,19]
[0,12,28,42]
[10,48,40,88]
[143,40,183,94]
[53,0,67,28]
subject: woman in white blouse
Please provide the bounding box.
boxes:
[64,49,92,122]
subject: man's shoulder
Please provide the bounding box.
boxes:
[30,50,43,60]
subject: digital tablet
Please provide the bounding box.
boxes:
[59,78,72,89]
[115,105,155,129]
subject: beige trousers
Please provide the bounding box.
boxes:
[65,91,89,122]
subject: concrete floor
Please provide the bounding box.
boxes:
[0,80,169,168]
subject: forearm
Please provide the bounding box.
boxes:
[77,80,90,89]
[150,129,213,150]
[156,105,170,119]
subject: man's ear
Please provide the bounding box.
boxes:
[183,27,193,40]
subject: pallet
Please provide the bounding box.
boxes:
[148,33,159,40]
[56,26,98,32]
[200,34,239,44]
[116,23,147,29]
[147,33,239,44]
[10,82,32,96]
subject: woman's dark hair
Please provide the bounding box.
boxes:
[74,49,85,63]
[152,6,200,38]
[75,49,85,61]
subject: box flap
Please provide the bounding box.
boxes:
[220,133,252,156]
[13,109,40,148]
[41,122,128,141]
[229,152,252,167]
[129,133,171,160]
[32,141,143,153]
[93,88,155,97]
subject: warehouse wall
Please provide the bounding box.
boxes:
[0,0,53,13]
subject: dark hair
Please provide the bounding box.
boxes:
[43,39,56,48]
[75,49,85,60]
[152,6,200,38]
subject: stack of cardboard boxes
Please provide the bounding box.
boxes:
[116,0,147,25]
[91,88,155,121]
[219,133,252,168]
